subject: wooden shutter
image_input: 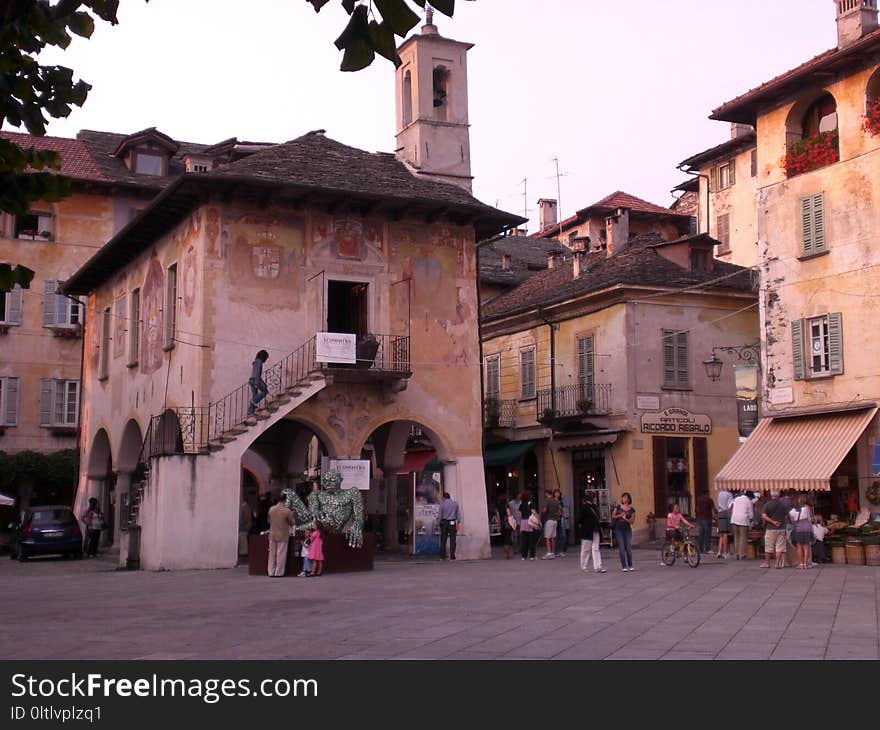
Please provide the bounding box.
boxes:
[709,167,717,193]
[751,149,758,177]
[728,158,736,186]
[7,285,22,324]
[4,377,19,426]
[692,437,709,497]
[827,312,844,375]
[486,356,500,399]
[55,281,69,325]
[791,319,805,381]
[676,332,689,386]
[521,349,535,399]
[577,335,595,388]
[662,330,676,386]
[652,437,668,517]
[43,280,57,326]
[39,379,54,426]
[812,194,826,253]
[54,379,66,425]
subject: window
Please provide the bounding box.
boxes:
[402,70,413,127]
[15,212,53,240]
[716,213,731,253]
[711,160,736,191]
[128,288,140,366]
[792,313,843,379]
[486,355,500,400]
[191,164,208,172]
[690,249,711,272]
[577,334,595,394]
[750,149,758,177]
[98,307,111,380]
[40,379,80,428]
[0,285,23,325]
[0,377,19,426]
[433,66,450,121]
[800,193,826,257]
[520,348,536,400]
[662,330,690,388]
[164,263,177,350]
[134,152,164,176]
[42,280,82,327]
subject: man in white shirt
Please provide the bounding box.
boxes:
[716,488,734,559]
[729,491,754,560]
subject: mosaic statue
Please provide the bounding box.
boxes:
[283,469,364,548]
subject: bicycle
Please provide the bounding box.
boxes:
[661,526,701,567]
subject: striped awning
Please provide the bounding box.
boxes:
[714,407,877,492]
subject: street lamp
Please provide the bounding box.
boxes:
[702,342,761,381]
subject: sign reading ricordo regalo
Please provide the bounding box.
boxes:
[640,408,712,435]
[316,332,356,364]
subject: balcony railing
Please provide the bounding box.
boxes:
[483,398,517,428]
[536,383,612,421]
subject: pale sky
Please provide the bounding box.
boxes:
[25,0,836,230]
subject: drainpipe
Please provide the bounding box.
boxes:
[537,308,557,410]
[59,292,87,513]
[675,163,710,234]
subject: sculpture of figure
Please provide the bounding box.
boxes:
[282,469,364,548]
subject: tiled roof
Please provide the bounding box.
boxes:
[678,132,757,170]
[481,233,753,320]
[209,131,501,211]
[711,27,880,124]
[577,190,691,219]
[0,130,105,181]
[479,235,569,285]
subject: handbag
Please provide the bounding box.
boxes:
[528,513,542,531]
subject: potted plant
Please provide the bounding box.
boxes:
[356,333,380,369]
[780,129,839,177]
[541,407,557,421]
[576,397,593,414]
[863,98,880,136]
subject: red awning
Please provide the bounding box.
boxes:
[397,451,437,475]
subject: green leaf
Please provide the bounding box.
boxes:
[368,21,401,65]
[426,0,455,16]
[341,0,356,13]
[334,4,370,50]
[0,264,36,293]
[374,0,420,37]
[340,39,375,71]
[307,0,332,11]
[68,11,96,39]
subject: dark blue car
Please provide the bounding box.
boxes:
[9,506,83,561]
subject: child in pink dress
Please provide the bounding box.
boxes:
[307,524,324,576]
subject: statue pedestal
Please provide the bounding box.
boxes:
[247,533,373,576]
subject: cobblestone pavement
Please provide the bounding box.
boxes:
[2,547,878,660]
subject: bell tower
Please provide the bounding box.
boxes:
[395,7,473,191]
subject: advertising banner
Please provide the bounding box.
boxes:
[413,469,442,555]
[735,364,759,438]
[328,459,371,490]
[316,332,356,364]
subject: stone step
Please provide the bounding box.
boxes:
[243,416,258,427]
[218,433,238,443]
[254,411,270,421]
[286,388,303,397]
[228,425,248,435]
[273,395,291,405]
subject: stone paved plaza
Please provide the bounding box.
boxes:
[2,547,878,660]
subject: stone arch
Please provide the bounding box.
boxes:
[87,428,112,479]
[402,69,413,127]
[866,65,880,116]
[153,409,183,456]
[117,418,144,474]
[354,414,453,465]
[784,89,839,147]
[85,428,115,547]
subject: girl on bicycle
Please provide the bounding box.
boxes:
[665,504,694,542]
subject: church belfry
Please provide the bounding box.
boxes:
[395,8,473,191]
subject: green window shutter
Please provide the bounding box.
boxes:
[791,319,806,381]
[486,357,499,399]
[812,193,825,253]
[5,377,19,426]
[827,312,844,376]
[709,167,717,193]
[801,197,814,255]
[675,332,689,386]
[577,335,595,388]
[662,330,676,386]
[43,279,57,326]
[520,349,535,399]
[39,379,53,426]
[7,285,23,324]
[53,379,65,425]
[728,158,736,186]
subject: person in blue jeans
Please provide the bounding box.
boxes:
[247,349,269,415]
[553,489,569,556]
[611,492,636,571]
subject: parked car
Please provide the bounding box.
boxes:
[9,506,83,561]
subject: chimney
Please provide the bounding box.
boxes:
[836,0,878,48]
[605,207,630,257]
[570,236,590,253]
[547,251,558,269]
[730,123,753,139]
[501,254,511,270]
[537,198,558,231]
[572,251,587,278]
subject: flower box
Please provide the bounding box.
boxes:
[576,398,593,414]
[51,324,83,339]
[781,129,839,178]
[863,98,880,137]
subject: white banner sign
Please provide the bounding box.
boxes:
[329,459,371,490]
[316,332,356,364]
[640,407,712,435]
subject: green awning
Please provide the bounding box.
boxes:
[483,441,536,468]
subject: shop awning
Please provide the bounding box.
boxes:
[714,407,878,492]
[483,440,536,468]
[558,434,619,450]
[397,451,437,475]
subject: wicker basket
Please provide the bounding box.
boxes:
[831,545,847,564]
[845,542,866,566]
[865,543,880,567]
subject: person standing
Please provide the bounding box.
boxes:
[611,492,636,571]
[519,491,539,560]
[812,515,828,564]
[716,487,734,559]
[553,488,569,557]
[247,349,269,415]
[761,488,789,569]
[789,495,814,570]
[500,497,515,560]
[81,497,103,558]
[730,491,754,560]
[541,489,559,559]
[695,491,715,555]
[238,496,252,561]
[577,492,606,573]
[307,523,324,576]
[267,494,293,577]
[507,493,522,554]
[439,492,461,560]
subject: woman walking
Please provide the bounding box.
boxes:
[789,495,814,569]
[611,492,636,571]
[519,491,539,560]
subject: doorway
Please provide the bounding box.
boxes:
[327,280,369,337]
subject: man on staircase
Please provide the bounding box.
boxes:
[247,350,269,415]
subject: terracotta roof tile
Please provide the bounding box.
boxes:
[577,190,691,218]
[0,130,106,181]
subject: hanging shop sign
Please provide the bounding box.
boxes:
[737,399,759,438]
[316,332,356,364]
[640,408,712,435]
[329,459,371,490]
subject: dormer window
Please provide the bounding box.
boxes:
[134,151,164,176]
[690,249,712,272]
[112,127,179,177]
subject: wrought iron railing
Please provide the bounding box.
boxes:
[483,398,517,428]
[149,333,411,453]
[536,382,612,421]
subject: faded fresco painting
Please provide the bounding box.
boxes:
[140,254,165,376]
[113,294,126,359]
[181,244,198,317]
[205,207,221,258]
[311,215,384,266]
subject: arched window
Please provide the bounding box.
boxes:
[864,66,880,136]
[801,94,838,138]
[433,66,450,121]
[402,70,413,127]
[782,91,840,177]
